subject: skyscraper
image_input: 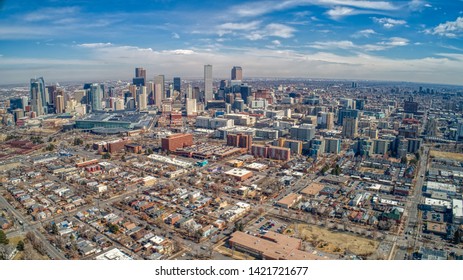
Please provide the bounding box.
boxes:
[342,117,358,139]
[154,75,165,107]
[204,64,213,102]
[90,83,104,111]
[134,67,146,86]
[135,67,146,80]
[173,77,181,92]
[55,94,65,114]
[231,66,243,81]
[137,86,148,111]
[30,77,46,116]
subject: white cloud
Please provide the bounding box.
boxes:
[242,23,296,40]
[352,29,377,38]
[310,37,409,51]
[230,0,398,18]
[373,17,407,28]
[272,40,282,46]
[425,17,463,38]
[380,37,409,46]
[171,32,180,39]
[265,23,296,38]
[311,40,356,49]
[326,6,356,19]
[23,7,80,22]
[162,49,196,55]
[217,21,261,36]
[78,42,113,48]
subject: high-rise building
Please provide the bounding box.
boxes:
[186,98,197,117]
[137,86,148,111]
[342,117,358,139]
[90,83,104,111]
[30,77,46,116]
[46,85,57,106]
[154,75,165,107]
[204,64,213,102]
[227,133,252,150]
[290,124,316,141]
[135,67,146,80]
[134,67,146,87]
[55,95,65,114]
[146,81,155,105]
[231,66,243,81]
[325,138,341,154]
[173,77,181,92]
[9,98,24,110]
[337,109,359,125]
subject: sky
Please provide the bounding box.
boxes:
[0,0,463,85]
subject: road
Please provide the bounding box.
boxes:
[391,146,430,259]
[0,195,65,260]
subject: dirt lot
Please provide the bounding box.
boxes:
[288,224,379,257]
[430,150,463,161]
[358,167,385,175]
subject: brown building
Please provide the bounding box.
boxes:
[125,143,142,153]
[161,133,193,151]
[250,144,290,161]
[107,139,131,153]
[229,231,326,260]
[226,133,252,150]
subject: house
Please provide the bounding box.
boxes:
[0,244,18,260]
[0,217,10,230]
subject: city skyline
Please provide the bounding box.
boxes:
[1,1,463,85]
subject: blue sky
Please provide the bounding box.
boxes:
[0,0,463,85]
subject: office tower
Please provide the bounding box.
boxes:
[46,85,57,106]
[186,98,197,117]
[325,138,341,154]
[290,124,316,141]
[146,81,155,105]
[193,87,200,101]
[342,117,358,139]
[204,64,213,102]
[135,67,146,80]
[231,66,243,81]
[9,98,24,110]
[90,83,104,111]
[55,95,65,114]
[13,109,24,123]
[154,75,165,107]
[137,86,148,111]
[404,96,418,114]
[114,99,125,110]
[187,84,193,99]
[134,67,146,86]
[225,93,234,104]
[240,85,252,104]
[337,109,359,125]
[173,77,181,92]
[30,77,46,116]
[220,80,228,89]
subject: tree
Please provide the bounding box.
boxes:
[331,164,341,176]
[453,229,462,244]
[16,240,25,251]
[108,224,119,234]
[0,230,9,245]
[73,138,84,146]
[401,156,408,165]
[321,164,330,175]
[102,152,111,159]
[52,223,59,235]
[45,144,55,151]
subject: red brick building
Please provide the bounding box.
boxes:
[226,133,252,150]
[161,133,193,151]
